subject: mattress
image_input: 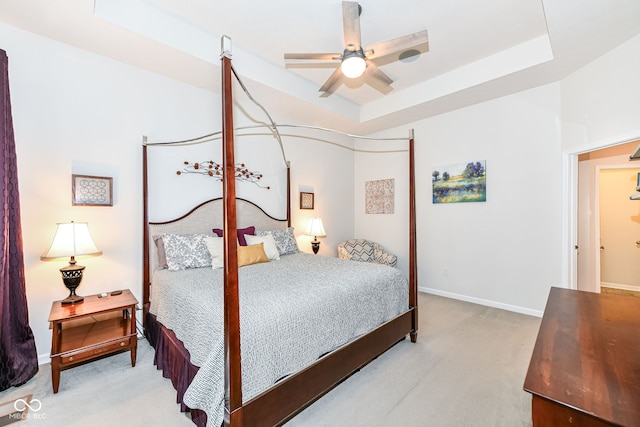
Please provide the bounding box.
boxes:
[149,252,408,426]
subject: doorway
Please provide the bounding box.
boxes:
[575,140,640,293]
[596,166,640,293]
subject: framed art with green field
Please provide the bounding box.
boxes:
[432,161,486,204]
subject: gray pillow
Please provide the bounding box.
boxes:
[161,233,212,271]
[256,227,299,256]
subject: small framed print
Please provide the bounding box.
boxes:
[300,192,314,210]
[72,174,113,206]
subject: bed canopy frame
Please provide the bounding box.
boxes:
[142,36,417,427]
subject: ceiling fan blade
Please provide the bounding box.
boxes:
[319,66,344,96]
[364,61,393,86]
[366,30,429,60]
[284,53,341,61]
[342,1,362,50]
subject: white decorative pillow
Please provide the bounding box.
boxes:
[245,234,280,260]
[161,233,212,271]
[204,236,225,270]
[256,227,299,256]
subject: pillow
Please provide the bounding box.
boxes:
[212,226,255,246]
[245,234,280,260]
[237,243,269,267]
[161,233,212,271]
[255,227,299,256]
[204,236,224,269]
[153,236,167,269]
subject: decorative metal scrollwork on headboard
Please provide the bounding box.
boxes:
[177,160,270,189]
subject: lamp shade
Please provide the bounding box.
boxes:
[304,217,326,238]
[41,222,102,260]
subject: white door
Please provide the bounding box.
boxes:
[597,166,640,291]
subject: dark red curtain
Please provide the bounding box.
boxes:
[0,49,38,391]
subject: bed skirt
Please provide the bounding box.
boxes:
[145,311,208,427]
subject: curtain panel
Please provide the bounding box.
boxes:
[0,49,38,391]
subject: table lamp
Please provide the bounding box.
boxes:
[41,221,102,305]
[304,217,326,255]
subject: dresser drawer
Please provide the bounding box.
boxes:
[59,337,132,367]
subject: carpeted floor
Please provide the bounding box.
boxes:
[0,293,540,426]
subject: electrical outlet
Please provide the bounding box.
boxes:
[443,268,448,277]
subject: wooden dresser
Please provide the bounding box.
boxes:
[524,287,640,426]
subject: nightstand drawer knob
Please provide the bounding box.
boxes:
[120,342,125,347]
[69,356,74,361]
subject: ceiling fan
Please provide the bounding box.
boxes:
[284,1,429,97]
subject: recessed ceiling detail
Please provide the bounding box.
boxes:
[1,0,639,134]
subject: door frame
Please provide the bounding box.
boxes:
[564,134,640,292]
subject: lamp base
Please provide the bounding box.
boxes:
[60,263,85,305]
[311,240,320,255]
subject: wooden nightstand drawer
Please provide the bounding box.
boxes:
[59,337,133,367]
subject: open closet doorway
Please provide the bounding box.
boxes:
[576,140,640,294]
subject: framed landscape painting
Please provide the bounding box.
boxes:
[432,161,486,203]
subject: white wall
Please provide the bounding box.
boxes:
[284,128,355,256]
[1,23,354,363]
[353,136,412,276]
[561,34,640,152]
[357,85,563,316]
[354,33,640,317]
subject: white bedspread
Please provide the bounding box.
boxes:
[149,252,408,426]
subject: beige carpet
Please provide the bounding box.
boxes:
[0,293,540,426]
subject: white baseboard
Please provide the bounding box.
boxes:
[600,282,640,292]
[419,286,543,318]
[38,353,50,366]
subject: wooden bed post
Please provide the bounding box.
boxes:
[409,130,418,343]
[286,162,291,226]
[142,138,150,323]
[221,41,243,426]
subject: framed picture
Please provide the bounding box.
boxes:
[300,192,314,210]
[72,174,113,206]
[365,179,395,214]
[432,160,486,204]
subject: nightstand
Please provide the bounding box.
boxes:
[48,289,138,393]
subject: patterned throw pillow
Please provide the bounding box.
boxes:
[341,239,375,262]
[162,233,212,271]
[256,227,299,256]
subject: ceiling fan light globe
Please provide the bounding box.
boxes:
[341,55,366,78]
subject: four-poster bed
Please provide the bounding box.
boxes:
[142,40,418,427]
